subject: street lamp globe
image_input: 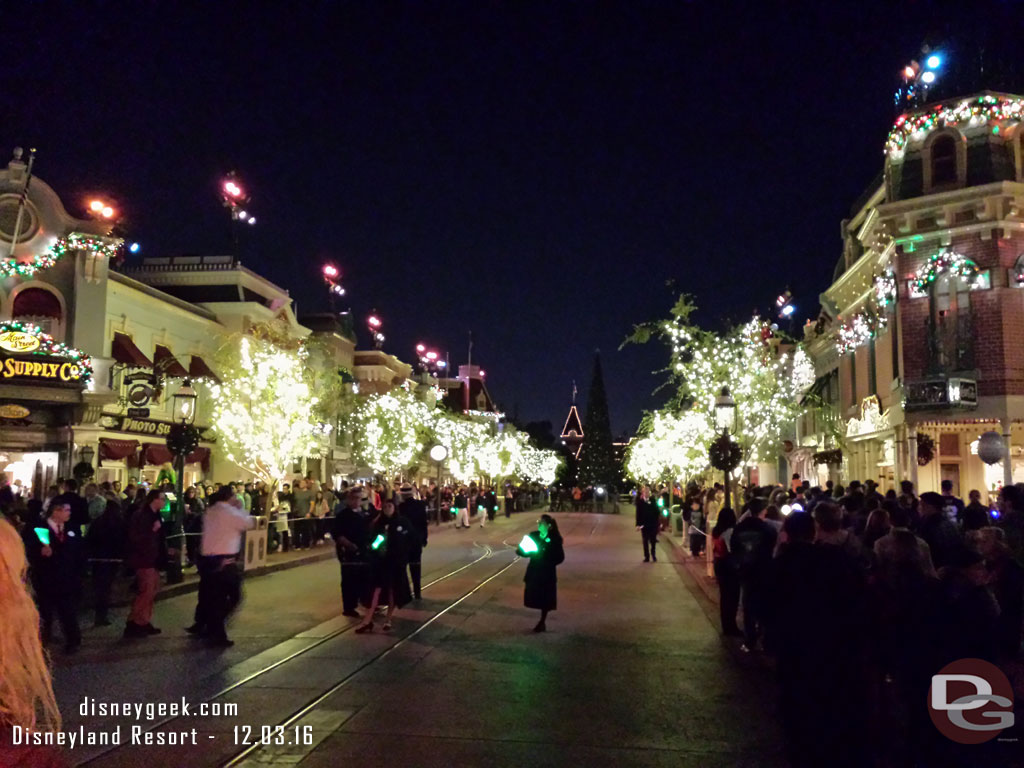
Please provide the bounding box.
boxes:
[429,444,448,463]
[173,381,198,425]
[715,386,736,432]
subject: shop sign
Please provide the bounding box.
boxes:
[106,415,174,436]
[0,358,85,384]
[0,403,30,419]
[0,331,41,353]
[905,377,978,412]
[847,395,889,438]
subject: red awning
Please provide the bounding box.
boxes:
[188,355,221,384]
[141,443,174,467]
[98,438,139,462]
[187,446,211,472]
[154,345,188,378]
[13,288,63,319]
[111,333,152,368]
[141,443,210,471]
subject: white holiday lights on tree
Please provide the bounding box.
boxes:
[625,410,715,483]
[347,389,435,476]
[209,336,321,490]
[626,296,807,474]
[346,386,561,483]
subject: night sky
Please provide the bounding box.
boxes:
[6,2,1020,434]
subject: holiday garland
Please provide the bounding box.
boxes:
[0,233,121,280]
[0,321,93,383]
[911,250,980,294]
[835,268,896,356]
[886,94,1024,155]
[916,433,935,466]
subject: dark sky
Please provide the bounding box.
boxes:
[6,1,1020,434]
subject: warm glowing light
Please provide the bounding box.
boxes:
[101,206,115,219]
[323,264,339,278]
[416,344,426,353]
[903,65,915,79]
[426,351,438,360]
[223,180,243,198]
[367,315,381,328]
[89,200,104,212]
[921,71,936,84]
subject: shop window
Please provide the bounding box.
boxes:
[11,286,64,339]
[1013,254,1024,287]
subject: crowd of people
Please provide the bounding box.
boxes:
[0,474,547,653]
[653,476,1023,767]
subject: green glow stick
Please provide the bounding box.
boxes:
[34,527,50,546]
[370,533,386,551]
[518,535,538,554]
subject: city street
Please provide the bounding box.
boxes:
[53,512,783,767]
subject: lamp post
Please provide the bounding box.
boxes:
[166,380,198,584]
[708,386,739,578]
[715,386,737,506]
[429,444,448,526]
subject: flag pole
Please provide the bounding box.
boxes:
[7,148,36,258]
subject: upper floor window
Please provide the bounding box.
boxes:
[923,130,965,193]
[931,135,957,185]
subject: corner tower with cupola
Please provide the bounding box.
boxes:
[804,90,1024,498]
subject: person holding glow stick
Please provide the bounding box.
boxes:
[516,514,564,633]
[355,500,413,634]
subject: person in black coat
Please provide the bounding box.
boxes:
[635,487,660,562]
[355,500,413,633]
[25,500,84,653]
[516,514,565,632]
[330,488,368,618]
[85,499,125,626]
[485,489,498,521]
[398,486,428,600]
[53,478,89,536]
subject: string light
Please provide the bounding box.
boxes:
[0,232,121,280]
[886,94,1024,155]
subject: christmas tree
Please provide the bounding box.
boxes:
[578,352,618,487]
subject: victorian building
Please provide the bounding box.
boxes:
[803,92,1024,499]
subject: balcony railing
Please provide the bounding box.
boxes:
[926,313,974,374]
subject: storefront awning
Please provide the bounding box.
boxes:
[141,443,211,471]
[111,333,152,368]
[154,345,189,378]
[98,438,140,462]
[188,355,221,384]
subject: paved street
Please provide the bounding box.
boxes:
[54,512,783,767]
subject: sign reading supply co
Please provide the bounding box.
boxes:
[0,356,87,385]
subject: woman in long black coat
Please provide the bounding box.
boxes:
[516,514,564,632]
[355,500,413,634]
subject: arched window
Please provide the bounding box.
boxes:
[11,286,64,338]
[931,135,958,186]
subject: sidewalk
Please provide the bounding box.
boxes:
[663,531,719,604]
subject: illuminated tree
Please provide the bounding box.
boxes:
[625,295,808,473]
[625,410,715,484]
[346,388,436,476]
[209,335,321,489]
[578,352,618,486]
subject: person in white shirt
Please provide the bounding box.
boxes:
[186,488,253,647]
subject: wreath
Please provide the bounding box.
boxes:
[709,433,742,472]
[916,433,935,466]
[166,423,201,458]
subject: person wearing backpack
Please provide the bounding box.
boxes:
[730,497,777,652]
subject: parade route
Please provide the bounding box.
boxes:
[52,513,783,767]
